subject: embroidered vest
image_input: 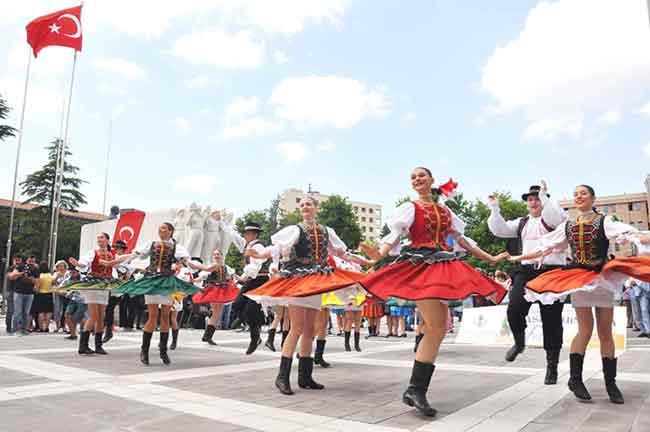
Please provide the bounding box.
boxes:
[204,267,228,287]
[90,249,114,278]
[565,213,609,269]
[409,201,453,250]
[288,223,330,266]
[146,240,177,274]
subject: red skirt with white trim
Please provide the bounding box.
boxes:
[192,282,240,304]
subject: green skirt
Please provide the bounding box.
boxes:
[57,277,124,293]
[113,274,200,297]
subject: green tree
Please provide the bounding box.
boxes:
[0,93,17,142]
[20,139,87,211]
[318,195,362,249]
[279,209,302,228]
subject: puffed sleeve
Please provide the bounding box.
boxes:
[76,250,96,272]
[242,243,267,280]
[222,222,246,253]
[174,244,191,261]
[487,201,520,238]
[381,202,415,252]
[134,243,151,258]
[195,271,210,282]
[604,217,637,240]
[326,227,349,258]
[539,194,568,228]
[270,225,301,267]
[538,221,570,252]
[447,206,479,251]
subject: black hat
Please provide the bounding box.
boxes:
[522,185,550,201]
[244,222,262,232]
[114,240,128,250]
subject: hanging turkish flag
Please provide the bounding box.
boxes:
[113,211,146,253]
[26,5,83,58]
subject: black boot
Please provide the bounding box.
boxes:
[298,357,325,390]
[78,331,94,355]
[544,349,560,385]
[246,326,262,355]
[170,329,179,350]
[365,325,375,339]
[94,332,108,355]
[275,356,294,395]
[202,324,217,346]
[314,339,331,368]
[603,357,624,404]
[140,331,152,365]
[568,353,591,400]
[414,333,423,353]
[344,331,352,352]
[505,331,525,362]
[102,326,113,343]
[265,328,277,352]
[159,332,171,365]
[281,330,289,348]
[354,332,362,352]
[402,360,437,417]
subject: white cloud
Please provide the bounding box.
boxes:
[184,75,210,89]
[639,102,650,118]
[172,29,265,69]
[173,117,191,132]
[644,143,650,159]
[277,141,308,163]
[224,117,282,140]
[174,174,219,194]
[404,112,416,121]
[481,0,650,140]
[92,57,145,80]
[225,97,260,118]
[595,110,622,126]
[523,114,583,141]
[318,140,336,152]
[270,76,390,128]
[96,81,128,97]
[273,50,290,65]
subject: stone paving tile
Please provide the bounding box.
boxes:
[0,367,53,387]
[23,344,266,375]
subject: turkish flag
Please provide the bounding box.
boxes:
[26,5,83,58]
[113,211,146,253]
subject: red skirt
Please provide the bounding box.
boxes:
[192,282,240,304]
[246,268,365,299]
[362,302,384,318]
[526,256,650,303]
[361,260,506,304]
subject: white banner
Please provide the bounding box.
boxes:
[456,305,627,351]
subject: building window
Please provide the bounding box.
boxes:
[601,206,608,214]
[369,227,374,232]
[295,198,300,204]
[363,227,367,232]
[369,217,373,223]
[369,209,373,214]
[630,202,642,211]
[354,207,358,213]
[361,207,366,212]
[615,243,620,252]
[361,217,366,222]
[639,221,644,228]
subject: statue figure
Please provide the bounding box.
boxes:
[184,203,209,258]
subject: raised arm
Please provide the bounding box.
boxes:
[487,196,519,238]
[538,180,567,228]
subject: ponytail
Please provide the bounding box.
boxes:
[101,232,112,251]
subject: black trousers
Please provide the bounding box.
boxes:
[232,276,269,328]
[104,295,121,327]
[507,266,564,351]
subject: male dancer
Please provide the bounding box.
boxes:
[218,215,270,355]
[488,181,567,384]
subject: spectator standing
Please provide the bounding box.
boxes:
[5,255,22,334]
[633,279,650,338]
[11,256,40,335]
[33,262,54,332]
[52,260,68,332]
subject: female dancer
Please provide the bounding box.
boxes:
[190,250,239,346]
[245,196,369,395]
[362,294,384,338]
[265,306,285,351]
[361,167,508,417]
[110,223,200,365]
[65,233,120,355]
[510,184,650,404]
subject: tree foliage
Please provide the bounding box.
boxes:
[318,195,363,249]
[0,93,17,142]
[20,138,87,211]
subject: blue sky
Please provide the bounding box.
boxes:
[1,0,649,222]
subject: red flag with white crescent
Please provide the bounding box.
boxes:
[26,5,83,58]
[113,211,145,253]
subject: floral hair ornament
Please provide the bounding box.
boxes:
[438,178,458,197]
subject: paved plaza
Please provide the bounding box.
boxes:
[0,326,649,432]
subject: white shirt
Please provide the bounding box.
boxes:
[488,194,567,266]
[134,241,190,272]
[221,222,268,280]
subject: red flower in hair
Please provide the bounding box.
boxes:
[438,179,458,197]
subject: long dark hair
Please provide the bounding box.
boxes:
[163,222,176,243]
[100,232,112,252]
[414,166,441,201]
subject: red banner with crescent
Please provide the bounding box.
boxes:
[113,210,145,253]
[26,5,83,58]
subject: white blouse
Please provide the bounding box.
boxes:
[221,222,268,280]
[381,201,473,254]
[268,225,358,268]
[537,216,639,255]
[134,242,190,262]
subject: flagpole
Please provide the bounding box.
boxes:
[102,119,112,215]
[3,48,32,301]
[47,99,67,268]
[50,50,79,264]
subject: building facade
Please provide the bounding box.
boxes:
[558,188,650,257]
[278,188,383,242]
